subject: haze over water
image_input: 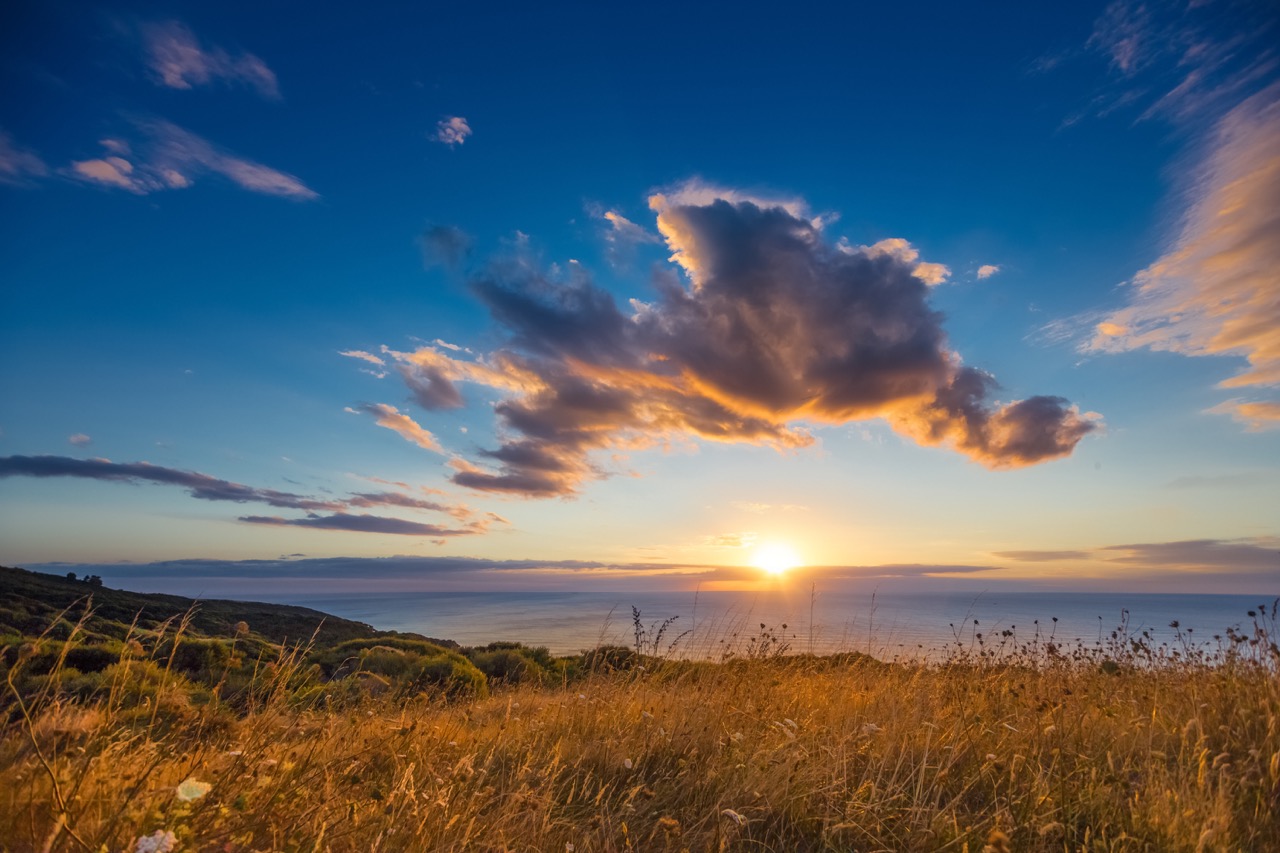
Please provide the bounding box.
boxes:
[266,589,1270,659]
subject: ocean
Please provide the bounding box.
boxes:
[265,588,1275,659]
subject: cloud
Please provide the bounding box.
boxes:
[1070,0,1278,126]
[433,116,472,147]
[0,454,340,510]
[977,264,1001,280]
[141,20,280,99]
[420,225,473,269]
[846,238,951,286]
[239,513,485,537]
[338,350,385,367]
[68,120,316,199]
[68,434,91,447]
[0,130,48,185]
[992,550,1090,561]
[362,184,1095,496]
[1097,537,1280,573]
[0,454,490,536]
[1087,88,1280,427]
[350,403,443,452]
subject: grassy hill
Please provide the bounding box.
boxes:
[1,566,1277,851]
[0,564,449,648]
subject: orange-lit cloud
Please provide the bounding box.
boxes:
[1088,87,1280,428]
[359,186,1095,496]
[977,264,1001,279]
[348,403,443,452]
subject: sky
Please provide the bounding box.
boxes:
[1,0,1277,596]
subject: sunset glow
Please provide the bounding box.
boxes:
[0,1,1275,599]
[753,544,802,577]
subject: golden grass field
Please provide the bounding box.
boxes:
[3,597,1279,852]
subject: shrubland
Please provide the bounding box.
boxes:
[2,567,1278,852]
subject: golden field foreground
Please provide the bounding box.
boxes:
[2,570,1279,852]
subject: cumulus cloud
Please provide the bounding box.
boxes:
[349,403,443,452]
[434,116,472,147]
[360,184,1095,497]
[1087,88,1280,428]
[0,454,491,536]
[0,130,48,185]
[68,120,316,199]
[977,264,1001,279]
[142,20,280,99]
[68,434,91,447]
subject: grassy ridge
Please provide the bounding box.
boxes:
[2,567,1278,851]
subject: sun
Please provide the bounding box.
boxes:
[753,543,801,576]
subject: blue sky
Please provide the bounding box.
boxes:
[1,0,1277,595]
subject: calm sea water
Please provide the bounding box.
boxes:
[265,589,1275,659]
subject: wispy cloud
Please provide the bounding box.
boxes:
[0,454,339,510]
[420,224,473,268]
[0,130,48,186]
[992,550,1090,562]
[0,454,490,537]
[433,116,472,147]
[347,403,443,452]
[1068,0,1277,126]
[68,119,317,199]
[68,434,91,447]
[358,183,1095,497]
[590,206,662,265]
[240,513,486,537]
[1086,87,1280,428]
[977,264,1001,280]
[141,20,280,99]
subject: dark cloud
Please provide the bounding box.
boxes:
[369,188,1096,496]
[239,513,485,536]
[992,550,1091,562]
[0,454,490,536]
[420,225,473,269]
[0,454,339,510]
[1099,538,1279,572]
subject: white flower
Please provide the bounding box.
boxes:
[565,844,575,852]
[623,758,633,769]
[176,778,211,802]
[134,830,177,853]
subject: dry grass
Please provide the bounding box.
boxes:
[2,607,1279,852]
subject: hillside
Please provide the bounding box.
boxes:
[0,564,452,648]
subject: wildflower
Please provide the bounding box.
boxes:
[134,830,177,853]
[234,621,249,635]
[176,778,211,802]
[566,844,575,852]
[721,808,747,826]
[623,758,633,769]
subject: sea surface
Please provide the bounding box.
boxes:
[266,589,1275,660]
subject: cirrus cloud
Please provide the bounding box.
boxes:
[1087,87,1280,429]
[141,20,281,99]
